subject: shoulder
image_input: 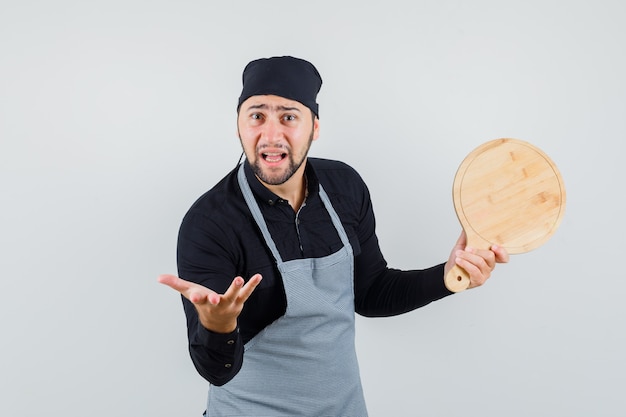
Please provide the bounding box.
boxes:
[308,157,371,215]
[180,168,248,233]
[308,157,366,188]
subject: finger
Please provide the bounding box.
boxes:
[458,248,491,271]
[457,249,491,283]
[221,276,245,301]
[189,290,217,305]
[454,255,485,288]
[472,245,499,266]
[222,274,263,303]
[237,274,263,302]
[491,244,510,263]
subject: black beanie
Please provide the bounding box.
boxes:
[237,56,323,118]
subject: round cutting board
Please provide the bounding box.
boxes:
[445,138,566,292]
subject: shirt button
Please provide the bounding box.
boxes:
[224,363,232,368]
[268,199,274,205]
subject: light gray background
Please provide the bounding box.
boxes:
[1,1,624,416]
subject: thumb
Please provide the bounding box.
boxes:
[455,230,467,249]
[157,274,183,290]
[158,274,219,305]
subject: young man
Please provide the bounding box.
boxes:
[159,56,509,416]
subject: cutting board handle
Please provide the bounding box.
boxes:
[445,265,470,292]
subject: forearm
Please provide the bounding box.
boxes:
[353,230,453,316]
[355,263,452,317]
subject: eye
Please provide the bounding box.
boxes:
[251,113,262,120]
[283,114,296,122]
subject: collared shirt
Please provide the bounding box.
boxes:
[177,158,452,385]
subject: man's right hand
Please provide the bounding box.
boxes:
[158,273,263,334]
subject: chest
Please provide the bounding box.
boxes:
[242,197,360,270]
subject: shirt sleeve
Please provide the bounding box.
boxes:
[184,304,244,386]
[177,209,245,385]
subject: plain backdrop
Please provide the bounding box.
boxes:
[1,1,624,416]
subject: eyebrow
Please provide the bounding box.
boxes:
[245,104,302,113]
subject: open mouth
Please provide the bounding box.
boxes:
[262,152,287,163]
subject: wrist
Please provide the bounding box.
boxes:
[199,317,238,334]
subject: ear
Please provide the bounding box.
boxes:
[235,112,241,139]
[312,117,320,141]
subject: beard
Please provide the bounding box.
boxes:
[243,129,315,186]
[251,152,302,185]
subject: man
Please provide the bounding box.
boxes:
[158,56,509,416]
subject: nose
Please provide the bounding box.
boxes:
[260,118,283,145]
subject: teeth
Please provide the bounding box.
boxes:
[264,152,283,162]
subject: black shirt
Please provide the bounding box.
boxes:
[177,158,452,385]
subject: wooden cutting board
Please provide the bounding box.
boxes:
[444,138,566,292]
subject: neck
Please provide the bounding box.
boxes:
[262,163,308,212]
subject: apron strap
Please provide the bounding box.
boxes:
[318,185,351,249]
[238,164,284,263]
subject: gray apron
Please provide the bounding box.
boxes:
[205,165,368,416]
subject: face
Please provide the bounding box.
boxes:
[237,95,319,187]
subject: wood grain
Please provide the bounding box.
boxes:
[445,138,566,292]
